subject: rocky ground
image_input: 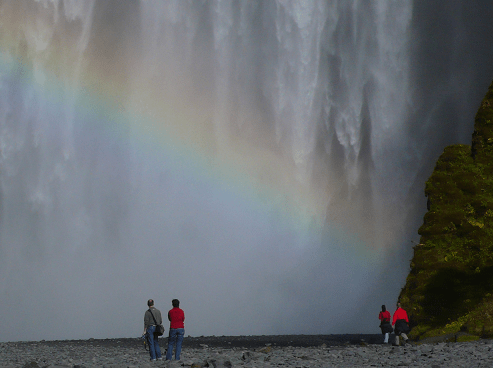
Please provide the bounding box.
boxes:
[1,334,493,367]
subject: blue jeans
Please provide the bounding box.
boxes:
[146,325,162,360]
[166,328,185,360]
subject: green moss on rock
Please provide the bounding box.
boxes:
[400,80,493,340]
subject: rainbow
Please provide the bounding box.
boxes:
[0,6,376,263]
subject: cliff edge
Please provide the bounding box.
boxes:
[399,79,493,341]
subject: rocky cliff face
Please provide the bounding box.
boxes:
[399,80,493,340]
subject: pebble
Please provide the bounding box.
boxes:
[1,339,493,367]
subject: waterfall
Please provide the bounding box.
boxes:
[0,0,492,341]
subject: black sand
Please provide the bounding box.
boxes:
[24,333,383,350]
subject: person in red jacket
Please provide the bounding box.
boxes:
[392,302,410,346]
[166,299,185,360]
[379,305,393,344]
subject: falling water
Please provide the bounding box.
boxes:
[0,0,492,341]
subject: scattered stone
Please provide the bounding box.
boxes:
[1,336,493,367]
[22,363,39,368]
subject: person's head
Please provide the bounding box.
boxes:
[381,305,386,312]
[396,302,401,309]
[172,299,180,308]
[148,299,154,307]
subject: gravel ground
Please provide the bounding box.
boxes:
[1,334,493,367]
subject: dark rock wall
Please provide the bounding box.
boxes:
[399,80,493,339]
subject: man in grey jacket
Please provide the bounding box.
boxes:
[143,299,163,361]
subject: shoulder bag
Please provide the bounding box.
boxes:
[149,309,165,336]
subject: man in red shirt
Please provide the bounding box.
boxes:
[166,299,185,360]
[392,303,410,346]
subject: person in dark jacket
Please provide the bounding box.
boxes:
[379,305,393,344]
[392,302,410,346]
[143,299,163,361]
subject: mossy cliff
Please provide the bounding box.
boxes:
[398,80,493,340]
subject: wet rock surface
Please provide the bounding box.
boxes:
[1,335,493,367]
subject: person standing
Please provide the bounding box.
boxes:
[166,299,185,360]
[379,305,393,344]
[143,299,163,361]
[392,302,410,346]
